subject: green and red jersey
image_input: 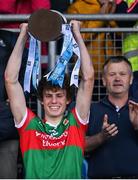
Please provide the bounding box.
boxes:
[16,108,88,179]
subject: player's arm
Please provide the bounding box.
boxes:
[71,20,94,123]
[5,23,28,125]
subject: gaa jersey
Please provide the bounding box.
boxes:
[17,108,87,179]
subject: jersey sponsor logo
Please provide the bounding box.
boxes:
[35,130,68,148]
[42,139,66,147]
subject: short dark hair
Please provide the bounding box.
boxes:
[37,74,73,101]
[102,55,133,75]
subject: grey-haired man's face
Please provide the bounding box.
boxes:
[102,61,133,96]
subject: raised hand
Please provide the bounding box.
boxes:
[98,0,116,14]
[19,23,29,40]
[85,114,118,151]
[70,20,82,40]
[129,100,138,130]
[101,114,118,140]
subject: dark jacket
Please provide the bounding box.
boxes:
[0,30,28,141]
[0,101,19,141]
[87,96,138,178]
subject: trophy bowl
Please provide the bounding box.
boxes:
[28,9,66,42]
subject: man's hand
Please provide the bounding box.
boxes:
[98,0,116,14]
[129,100,138,130]
[101,114,118,141]
[85,114,118,152]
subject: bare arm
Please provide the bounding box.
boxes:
[85,114,118,152]
[70,20,94,122]
[5,23,28,124]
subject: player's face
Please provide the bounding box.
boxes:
[42,89,70,120]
